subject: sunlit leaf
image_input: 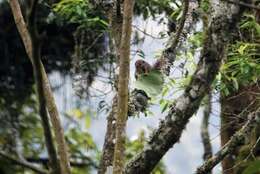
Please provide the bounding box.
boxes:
[85,113,91,128]
[67,109,83,118]
[134,70,164,97]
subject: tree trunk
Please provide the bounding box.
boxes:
[112,0,134,173]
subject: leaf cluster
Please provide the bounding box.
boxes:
[52,0,108,30]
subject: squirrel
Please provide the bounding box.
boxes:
[134,59,165,79]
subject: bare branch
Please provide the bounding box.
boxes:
[9,1,60,173]
[98,0,123,172]
[196,110,260,174]
[8,1,71,173]
[201,93,213,163]
[26,157,98,169]
[227,0,260,11]
[98,96,117,174]
[164,0,190,75]
[112,0,135,173]
[0,151,47,174]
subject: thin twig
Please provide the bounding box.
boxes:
[132,24,166,39]
[196,109,260,174]
[164,0,190,75]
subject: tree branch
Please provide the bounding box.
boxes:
[112,0,134,173]
[227,0,260,11]
[0,151,47,174]
[201,93,213,164]
[26,157,98,169]
[9,1,60,173]
[124,0,248,173]
[8,1,71,173]
[164,0,189,75]
[98,96,117,174]
[196,109,260,174]
[98,0,123,172]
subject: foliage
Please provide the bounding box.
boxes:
[200,0,210,13]
[134,0,177,19]
[218,14,260,96]
[220,42,260,95]
[242,160,260,174]
[134,70,164,97]
[52,0,108,30]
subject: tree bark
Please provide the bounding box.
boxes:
[112,0,134,173]
[8,1,71,173]
[98,96,117,174]
[9,1,60,173]
[201,93,213,168]
[98,0,123,173]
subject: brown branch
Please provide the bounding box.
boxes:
[8,1,71,174]
[226,0,260,11]
[26,157,98,169]
[201,93,213,173]
[132,24,165,39]
[124,0,247,173]
[164,0,190,75]
[196,110,260,174]
[28,0,39,25]
[112,0,135,173]
[98,96,117,174]
[9,1,60,173]
[0,151,47,174]
[98,0,123,173]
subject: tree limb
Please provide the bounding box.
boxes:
[201,93,213,164]
[164,0,189,75]
[0,151,47,174]
[26,157,98,169]
[112,0,135,173]
[9,0,60,173]
[98,0,123,172]
[227,0,260,11]
[124,0,248,173]
[8,1,71,173]
[98,96,117,174]
[196,109,260,174]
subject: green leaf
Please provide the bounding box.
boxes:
[238,44,248,55]
[242,160,260,174]
[134,70,164,97]
[161,102,168,113]
[162,87,169,97]
[85,113,91,128]
[231,77,239,90]
[67,108,83,118]
[137,50,145,58]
